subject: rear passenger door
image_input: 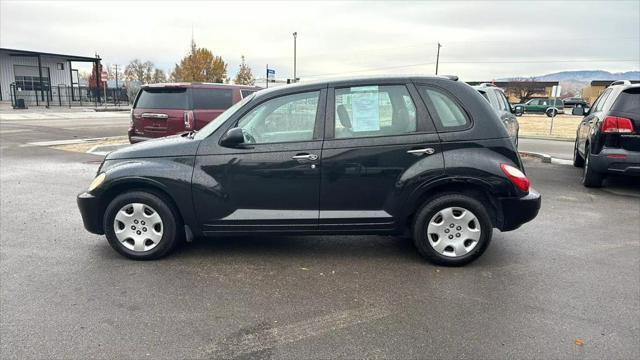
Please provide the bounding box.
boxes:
[192,88,236,130]
[319,82,444,231]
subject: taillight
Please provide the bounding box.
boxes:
[184,111,194,130]
[601,116,634,133]
[500,163,530,193]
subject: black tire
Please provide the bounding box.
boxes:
[546,108,557,117]
[103,191,183,260]
[573,139,584,168]
[582,146,603,188]
[412,193,493,266]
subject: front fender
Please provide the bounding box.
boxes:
[92,156,199,234]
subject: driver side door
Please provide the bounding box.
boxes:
[192,88,327,234]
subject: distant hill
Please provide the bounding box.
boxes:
[518,70,640,82]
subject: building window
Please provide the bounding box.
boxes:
[57,63,64,70]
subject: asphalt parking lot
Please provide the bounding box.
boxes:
[1,114,639,359]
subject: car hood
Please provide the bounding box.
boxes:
[105,134,200,160]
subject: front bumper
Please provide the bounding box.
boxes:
[589,148,640,176]
[77,191,104,234]
[497,188,541,231]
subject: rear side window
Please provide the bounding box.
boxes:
[192,88,233,109]
[334,85,417,139]
[136,88,188,109]
[241,89,257,98]
[593,88,613,112]
[486,90,502,111]
[420,87,469,129]
[611,88,640,113]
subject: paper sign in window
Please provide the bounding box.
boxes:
[351,86,380,132]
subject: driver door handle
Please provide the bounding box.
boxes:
[292,153,318,161]
[407,148,435,156]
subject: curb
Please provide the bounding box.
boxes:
[519,151,574,166]
[519,151,551,163]
[94,108,131,112]
[519,135,575,142]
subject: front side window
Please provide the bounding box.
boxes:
[334,85,417,139]
[236,91,319,144]
[241,89,257,98]
[420,87,469,129]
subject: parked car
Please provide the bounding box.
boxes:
[563,97,588,108]
[128,83,260,143]
[573,80,640,187]
[77,75,541,266]
[472,83,519,146]
[513,98,564,117]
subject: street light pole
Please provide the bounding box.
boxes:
[293,32,297,83]
[435,42,442,75]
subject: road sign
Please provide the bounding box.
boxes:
[101,71,108,82]
[267,68,275,80]
[551,85,562,98]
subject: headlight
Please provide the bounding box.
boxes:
[88,173,106,192]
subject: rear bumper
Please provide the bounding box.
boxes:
[497,188,541,231]
[590,148,640,176]
[77,191,104,234]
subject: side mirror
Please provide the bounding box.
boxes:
[220,127,245,147]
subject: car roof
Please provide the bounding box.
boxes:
[142,82,261,90]
[252,74,460,98]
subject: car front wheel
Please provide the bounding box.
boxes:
[412,194,493,266]
[103,191,182,260]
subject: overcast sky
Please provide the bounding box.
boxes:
[1,0,639,82]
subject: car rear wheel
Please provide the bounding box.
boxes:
[582,146,603,188]
[546,108,557,117]
[103,191,182,260]
[573,139,584,167]
[412,194,493,266]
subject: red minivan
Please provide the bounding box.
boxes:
[128,83,260,143]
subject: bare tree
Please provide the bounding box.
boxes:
[507,77,539,103]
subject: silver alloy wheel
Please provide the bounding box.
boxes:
[113,203,163,252]
[426,207,481,258]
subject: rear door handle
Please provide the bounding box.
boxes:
[292,154,318,161]
[407,148,435,156]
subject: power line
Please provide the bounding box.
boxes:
[296,37,640,60]
[303,59,640,78]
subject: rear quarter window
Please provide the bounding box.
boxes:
[420,87,470,130]
[192,88,233,109]
[135,88,188,109]
[611,88,640,113]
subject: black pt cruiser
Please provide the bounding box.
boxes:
[78,75,541,266]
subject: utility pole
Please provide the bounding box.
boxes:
[435,42,442,75]
[293,32,297,83]
[114,64,119,106]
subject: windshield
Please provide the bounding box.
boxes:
[193,94,255,140]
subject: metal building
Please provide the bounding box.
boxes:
[0,48,101,107]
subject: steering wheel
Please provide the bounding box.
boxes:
[241,129,256,144]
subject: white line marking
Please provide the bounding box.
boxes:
[0,129,31,134]
[24,136,126,147]
[201,305,391,359]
